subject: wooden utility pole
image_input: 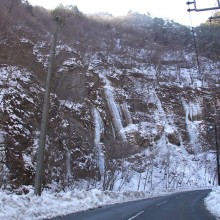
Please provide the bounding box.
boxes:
[34,18,59,196]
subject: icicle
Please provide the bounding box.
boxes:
[121,102,132,125]
[111,122,116,139]
[66,151,72,184]
[152,91,166,123]
[0,132,9,187]
[93,107,105,177]
[101,75,127,143]
[182,99,201,154]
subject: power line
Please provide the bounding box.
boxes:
[188,11,202,83]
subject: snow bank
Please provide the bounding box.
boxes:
[0,188,153,220]
[204,186,220,219]
[0,187,212,220]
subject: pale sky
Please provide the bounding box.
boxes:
[28,0,219,26]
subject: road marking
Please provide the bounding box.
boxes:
[128,211,144,220]
[156,200,167,206]
[176,195,184,198]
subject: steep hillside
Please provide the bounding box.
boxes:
[0,1,219,192]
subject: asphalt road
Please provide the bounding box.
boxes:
[50,189,216,220]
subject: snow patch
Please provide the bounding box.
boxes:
[205,186,220,219]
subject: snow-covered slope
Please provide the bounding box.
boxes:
[0,5,219,194]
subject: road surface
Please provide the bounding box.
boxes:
[50,189,215,220]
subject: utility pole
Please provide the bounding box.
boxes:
[34,17,60,196]
[187,0,220,13]
[214,124,220,185]
[186,0,220,186]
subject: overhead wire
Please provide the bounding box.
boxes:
[208,1,219,83]
[209,16,217,67]
[187,0,219,85]
[209,1,218,61]
[187,6,203,84]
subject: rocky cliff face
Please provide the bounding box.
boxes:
[0,7,219,191]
